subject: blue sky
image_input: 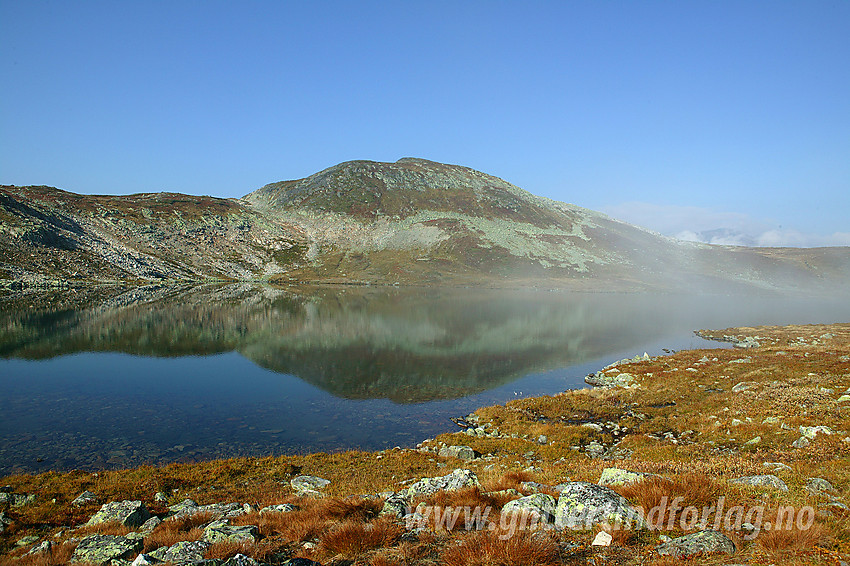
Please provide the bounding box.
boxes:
[2,1,848,246]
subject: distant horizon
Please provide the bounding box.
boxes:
[2,1,848,247]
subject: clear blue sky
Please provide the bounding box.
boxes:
[2,1,848,245]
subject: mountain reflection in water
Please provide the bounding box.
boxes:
[1,284,848,474]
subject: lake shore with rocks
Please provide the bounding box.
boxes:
[1,323,849,565]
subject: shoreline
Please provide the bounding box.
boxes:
[2,322,849,565]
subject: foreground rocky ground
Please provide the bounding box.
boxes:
[1,323,848,565]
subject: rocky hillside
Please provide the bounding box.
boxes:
[3,158,849,292]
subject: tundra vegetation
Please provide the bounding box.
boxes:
[1,323,848,565]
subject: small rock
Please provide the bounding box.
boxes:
[537,434,548,445]
[148,540,210,564]
[221,554,259,566]
[438,445,480,461]
[729,475,788,491]
[139,516,162,535]
[655,530,736,557]
[153,492,168,503]
[762,462,792,472]
[731,381,758,393]
[72,491,97,506]
[380,494,409,518]
[799,425,834,439]
[403,469,480,500]
[744,436,761,446]
[792,436,811,449]
[131,554,161,566]
[260,503,297,514]
[806,478,836,496]
[598,468,656,487]
[591,530,612,546]
[290,475,330,496]
[16,535,40,547]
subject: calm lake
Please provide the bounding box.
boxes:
[1,284,849,475]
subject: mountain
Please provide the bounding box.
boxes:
[2,158,849,293]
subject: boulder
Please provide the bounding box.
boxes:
[25,540,52,555]
[130,554,161,566]
[731,381,759,393]
[71,535,142,565]
[501,493,556,523]
[799,425,834,440]
[203,520,259,544]
[729,475,788,491]
[86,500,151,528]
[655,530,736,557]
[554,482,646,530]
[168,500,244,520]
[290,475,330,497]
[585,371,635,388]
[763,462,792,472]
[403,469,479,500]
[139,516,162,535]
[148,540,211,564]
[221,555,259,566]
[438,445,479,461]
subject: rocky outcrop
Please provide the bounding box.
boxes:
[729,474,789,491]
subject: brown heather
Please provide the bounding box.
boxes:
[440,528,560,566]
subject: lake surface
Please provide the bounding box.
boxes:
[1,284,849,475]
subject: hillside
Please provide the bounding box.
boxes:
[2,158,849,293]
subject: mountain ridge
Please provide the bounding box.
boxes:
[2,158,849,294]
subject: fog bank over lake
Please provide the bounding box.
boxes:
[1,284,848,474]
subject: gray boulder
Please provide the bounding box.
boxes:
[585,371,636,388]
[0,492,36,507]
[438,445,479,461]
[26,540,52,555]
[290,475,330,497]
[554,482,646,530]
[403,469,480,500]
[0,511,11,533]
[139,516,162,535]
[203,520,259,544]
[86,500,151,528]
[148,540,211,564]
[501,494,556,523]
[729,475,788,491]
[731,381,759,393]
[71,535,142,565]
[656,530,736,557]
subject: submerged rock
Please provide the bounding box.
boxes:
[655,530,735,557]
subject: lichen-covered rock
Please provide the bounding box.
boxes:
[806,477,836,495]
[438,445,479,460]
[203,520,259,544]
[72,491,97,506]
[86,500,151,528]
[26,540,52,556]
[597,468,656,487]
[655,530,736,557]
[763,462,792,472]
[291,475,331,496]
[148,540,211,564]
[585,371,635,387]
[380,494,409,518]
[0,511,11,533]
[71,534,142,565]
[799,425,834,440]
[0,492,36,507]
[221,554,259,566]
[403,469,480,499]
[501,493,556,523]
[729,475,788,491]
[731,381,759,393]
[554,482,646,530]
[139,516,162,535]
[260,503,297,514]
